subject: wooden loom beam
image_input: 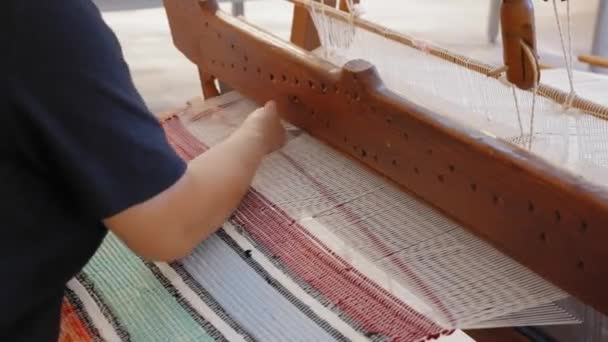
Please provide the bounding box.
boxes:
[163,0,608,316]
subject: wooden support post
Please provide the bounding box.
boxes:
[338,0,359,12]
[290,0,353,51]
[198,67,221,99]
[291,1,325,50]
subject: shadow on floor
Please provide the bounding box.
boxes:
[92,0,163,12]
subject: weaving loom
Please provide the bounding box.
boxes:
[59,1,608,341]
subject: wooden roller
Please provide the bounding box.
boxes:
[579,54,608,69]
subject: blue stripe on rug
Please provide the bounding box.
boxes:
[181,234,339,342]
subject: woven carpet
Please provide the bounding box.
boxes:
[58,94,474,342]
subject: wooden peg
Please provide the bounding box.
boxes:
[578,54,608,69]
[342,59,382,91]
[501,0,539,90]
[198,68,220,99]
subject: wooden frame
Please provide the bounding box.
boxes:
[163,0,608,316]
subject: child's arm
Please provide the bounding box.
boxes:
[103,101,285,261]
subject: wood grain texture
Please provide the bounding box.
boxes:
[163,0,608,317]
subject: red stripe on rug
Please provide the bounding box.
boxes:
[162,116,448,341]
[59,299,94,342]
[278,151,456,326]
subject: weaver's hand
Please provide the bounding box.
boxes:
[240,101,286,155]
[105,100,287,262]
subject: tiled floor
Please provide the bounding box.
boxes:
[96,0,603,113]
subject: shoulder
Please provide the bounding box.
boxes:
[14,0,107,28]
[13,1,124,76]
[10,0,140,105]
[14,0,110,36]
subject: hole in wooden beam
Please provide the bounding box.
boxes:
[580,220,588,234]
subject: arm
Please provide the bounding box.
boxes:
[11,1,284,262]
[104,102,285,261]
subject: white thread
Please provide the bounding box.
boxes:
[179,92,582,330]
[511,85,525,138]
[552,0,576,108]
[520,40,540,150]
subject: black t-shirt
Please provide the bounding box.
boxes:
[1,1,187,340]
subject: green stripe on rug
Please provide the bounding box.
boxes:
[82,234,215,342]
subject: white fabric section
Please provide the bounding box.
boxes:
[542,70,608,189]
[264,133,574,328]
[179,92,580,330]
[298,217,436,319]
[153,263,248,342]
[469,301,580,329]
[222,222,370,342]
[67,278,122,342]
[307,3,608,190]
[298,217,476,342]
[181,234,338,342]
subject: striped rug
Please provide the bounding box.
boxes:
[59,96,473,342]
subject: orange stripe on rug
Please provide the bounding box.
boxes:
[59,298,94,342]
